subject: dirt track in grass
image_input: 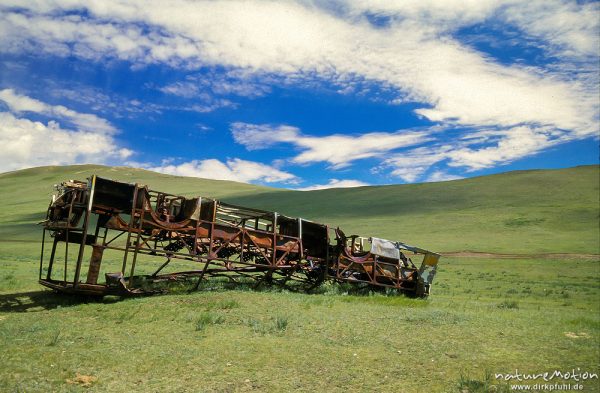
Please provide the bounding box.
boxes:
[442,251,599,260]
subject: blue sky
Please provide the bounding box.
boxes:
[0,1,598,189]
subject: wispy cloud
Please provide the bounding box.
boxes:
[0,1,596,183]
[425,171,463,183]
[50,86,165,118]
[381,125,572,181]
[157,69,271,112]
[231,122,432,168]
[378,145,453,182]
[296,178,369,191]
[0,88,117,134]
[184,100,237,113]
[147,158,298,184]
[232,120,595,182]
[499,1,599,60]
[446,126,563,170]
[159,69,271,99]
[0,1,596,135]
[344,0,599,58]
[0,91,294,185]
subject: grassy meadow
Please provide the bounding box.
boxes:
[0,165,598,392]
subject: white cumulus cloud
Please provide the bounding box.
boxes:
[0,0,596,134]
[148,158,298,184]
[0,112,130,172]
[231,122,432,168]
[0,0,597,182]
[0,89,130,172]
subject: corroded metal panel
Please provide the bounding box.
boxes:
[39,176,440,297]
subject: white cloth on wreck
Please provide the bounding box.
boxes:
[370,237,401,260]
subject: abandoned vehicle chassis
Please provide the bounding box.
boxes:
[39,176,440,297]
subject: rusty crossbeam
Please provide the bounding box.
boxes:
[38,175,440,297]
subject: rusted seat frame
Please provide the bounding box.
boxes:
[39,175,439,297]
[40,176,317,296]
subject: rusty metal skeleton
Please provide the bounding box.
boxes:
[39,176,440,297]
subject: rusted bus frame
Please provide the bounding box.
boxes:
[38,227,46,280]
[109,250,301,288]
[44,231,59,281]
[200,224,302,267]
[72,175,96,287]
[143,263,314,286]
[271,212,278,267]
[89,240,301,284]
[63,189,73,285]
[97,185,303,270]
[120,227,301,271]
[39,180,310,295]
[127,193,145,287]
[89,188,305,292]
[98,220,303,268]
[120,184,140,277]
[40,176,435,296]
[39,186,82,288]
[39,198,52,281]
[39,279,115,296]
[335,257,419,290]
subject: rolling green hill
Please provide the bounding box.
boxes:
[0,164,598,254]
[0,165,598,392]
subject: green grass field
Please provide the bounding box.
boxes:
[1,164,598,253]
[0,165,598,392]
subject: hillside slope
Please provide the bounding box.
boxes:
[0,165,278,242]
[0,164,598,254]
[228,165,600,254]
